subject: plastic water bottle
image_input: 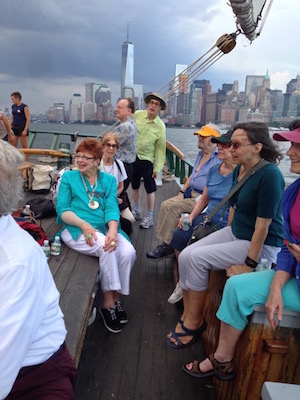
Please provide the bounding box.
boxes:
[256,258,269,272]
[42,240,51,259]
[181,213,191,231]
[21,204,31,218]
[51,236,61,256]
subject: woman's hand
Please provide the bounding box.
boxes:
[118,197,123,205]
[103,225,118,252]
[265,286,283,329]
[81,221,97,247]
[287,242,300,262]
[226,263,253,277]
[178,214,193,229]
[178,216,183,229]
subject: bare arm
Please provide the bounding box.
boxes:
[117,181,124,197]
[22,106,30,135]
[189,186,209,221]
[227,216,272,276]
[61,210,98,246]
[227,206,235,226]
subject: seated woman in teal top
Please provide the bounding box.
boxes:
[56,139,136,334]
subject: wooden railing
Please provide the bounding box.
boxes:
[28,129,194,184]
[166,140,194,183]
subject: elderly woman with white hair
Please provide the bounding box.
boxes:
[147,123,221,261]
[0,141,77,400]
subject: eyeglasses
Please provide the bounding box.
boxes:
[217,142,231,149]
[74,155,95,161]
[149,100,161,107]
[230,142,254,150]
[104,143,117,149]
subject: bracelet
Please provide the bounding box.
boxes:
[245,256,258,269]
[179,190,184,194]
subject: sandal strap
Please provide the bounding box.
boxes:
[208,354,234,375]
[181,319,207,335]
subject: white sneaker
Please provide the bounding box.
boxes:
[167,282,183,304]
[140,216,153,229]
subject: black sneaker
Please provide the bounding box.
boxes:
[115,301,128,324]
[99,306,122,333]
[146,244,174,260]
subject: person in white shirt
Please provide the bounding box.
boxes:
[0,140,77,400]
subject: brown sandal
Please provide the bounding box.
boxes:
[182,353,235,381]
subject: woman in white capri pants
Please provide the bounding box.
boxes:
[57,138,136,334]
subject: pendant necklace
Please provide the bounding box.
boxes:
[80,173,99,210]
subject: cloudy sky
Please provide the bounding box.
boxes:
[0,0,299,114]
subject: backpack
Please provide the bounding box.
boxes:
[28,164,54,194]
[15,218,49,245]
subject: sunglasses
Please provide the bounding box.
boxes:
[104,143,117,149]
[217,142,231,149]
[230,142,254,150]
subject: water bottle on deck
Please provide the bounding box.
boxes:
[51,236,61,256]
[256,258,269,272]
[21,204,31,219]
[42,240,51,259]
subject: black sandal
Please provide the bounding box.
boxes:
[182,353,235,381]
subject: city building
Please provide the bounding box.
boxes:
[85,82,101,103]
[81,102,96,123]
[69,93,82,122]
[286,74,300,94]
[245,75,265,97]
[133,84,144,109]
[121,24,134,98]
[47,102,65,123]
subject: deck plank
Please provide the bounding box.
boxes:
[74,180,217,400]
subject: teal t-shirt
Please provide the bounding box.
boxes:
[230,163,284,247]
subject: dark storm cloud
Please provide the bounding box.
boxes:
[0,0,298,112]
[0,0,221,83]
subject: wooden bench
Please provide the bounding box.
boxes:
[34,215,99,367]
[201,270,300,400]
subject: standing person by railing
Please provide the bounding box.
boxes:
[132,93,166,229]
[10,91,30,161]
[113,98,137,191]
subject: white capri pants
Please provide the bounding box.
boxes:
[61,229,136,295]
[179,226,281,292]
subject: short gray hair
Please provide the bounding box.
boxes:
[206,123,221,134]
[0,141,24,215]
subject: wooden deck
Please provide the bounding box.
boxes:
[73,180,217,400]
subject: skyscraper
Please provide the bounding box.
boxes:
[121,23,134,98]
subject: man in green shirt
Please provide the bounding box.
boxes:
[132,93,166,229]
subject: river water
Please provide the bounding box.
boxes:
[30,122,298,186]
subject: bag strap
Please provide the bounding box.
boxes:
[203,159,269,224]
